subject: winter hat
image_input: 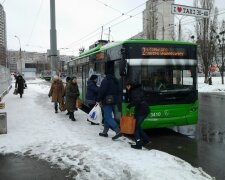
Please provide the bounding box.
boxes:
[71,76,77,80]
[90,75,98,80]
[126,80,134,86]
[54,75,59,79]
[66,76,71,82]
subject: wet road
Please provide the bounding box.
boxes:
[145,92,225,180]
[145,129,225,180]
[197,93,225,143]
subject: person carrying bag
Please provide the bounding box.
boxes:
[97,68,122,140]
[87,103,102,124]
[120,110,136,135]
[126,80,151,149]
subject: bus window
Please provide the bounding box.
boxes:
[95,63,105,86]
[128,66,195,92]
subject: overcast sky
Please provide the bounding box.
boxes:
[2,0,225,56]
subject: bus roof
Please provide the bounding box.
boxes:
[75,39,196,60]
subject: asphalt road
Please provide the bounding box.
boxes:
[0,154,73,180]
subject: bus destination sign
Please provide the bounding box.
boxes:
[142,47,186,57]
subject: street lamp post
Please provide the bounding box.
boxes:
[175,16,188,41]
[14,35,22,74]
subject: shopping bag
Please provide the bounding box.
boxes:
[75,98,82,109]
[87,104,102,124]
[59,101,66,112]
[120,114,136,134]
[13,88,18,95]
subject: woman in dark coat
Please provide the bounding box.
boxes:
[65,77,79,121]
[15,75,25,98]
[126,80,150,149]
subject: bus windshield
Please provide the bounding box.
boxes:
[128,66,196,92]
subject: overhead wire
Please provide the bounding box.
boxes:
[26,0,44,46]
[1,0,6,5]
[64,1,148,48]
[65,0,168,51]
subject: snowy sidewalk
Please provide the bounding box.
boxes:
[0,79,212,180]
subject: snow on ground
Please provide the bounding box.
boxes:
[0,78,217,180]
[198,76,225,93]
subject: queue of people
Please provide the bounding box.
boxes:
[48,73,150,150]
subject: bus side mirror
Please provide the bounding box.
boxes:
[120,59,127,76]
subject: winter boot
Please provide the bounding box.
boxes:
[112,128,122,140]
[66,111,70,115]
[99,127,109,137]
[69,112,76,121]
[131,139,142,149]
[55,104,58,113]
[142,140,151,147]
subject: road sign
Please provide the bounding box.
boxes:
[171,4,209,18]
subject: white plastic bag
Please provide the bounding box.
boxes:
[87,104,102,124]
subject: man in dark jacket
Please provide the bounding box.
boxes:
[86,75,99,125]
[126,80,150,149]
[65,77,79,121]
[64,76,71,115]
[86,75,99,109]
[15,75,25,98]
[97,72,122,140]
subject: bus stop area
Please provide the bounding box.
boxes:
[0,78,214,180]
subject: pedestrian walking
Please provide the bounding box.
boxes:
[48,75,64,113]
[97,71,122,140]
[15,74,26,98]
[64,76,71,115]
[65,76,80,121]
[126,80,151,149]
[86,75,99,125]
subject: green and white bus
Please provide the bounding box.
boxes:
[67,40,198,129]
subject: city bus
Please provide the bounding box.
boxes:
[67,40,198,129]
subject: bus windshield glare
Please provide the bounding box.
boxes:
[128,65,196,92]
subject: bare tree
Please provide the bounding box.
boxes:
[79,47,85,55]
[214,20,225,84]
[194,0,218,83]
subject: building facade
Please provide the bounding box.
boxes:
[8,50,73,75]
[0,4,7,67]
[143,0,175,40]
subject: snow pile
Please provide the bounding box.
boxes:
[198,77,225,93]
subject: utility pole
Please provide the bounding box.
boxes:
[50,0,58,77]
[108,27,111,42]
[178,19,181,41]
[100,26,103,40]
[14,35,22,74]
[219,31,225,84]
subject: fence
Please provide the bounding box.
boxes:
[0,65,11,102]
